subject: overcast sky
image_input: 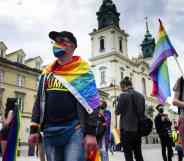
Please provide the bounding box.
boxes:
[0,0,184,94]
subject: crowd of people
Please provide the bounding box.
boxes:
[0,30,184,161]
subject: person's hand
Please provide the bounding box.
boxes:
[28,133,40,145]
[84,134,98,158]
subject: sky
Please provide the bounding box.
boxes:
[0,0,184,102]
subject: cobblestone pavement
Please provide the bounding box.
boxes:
[1,144,179,161]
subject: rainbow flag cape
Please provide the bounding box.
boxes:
[3,109,20,161]
[43,56,100,113]
[87,149,101,161]
[149,19,177,104]
[112,128,120,145]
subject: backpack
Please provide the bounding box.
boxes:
[138,115,153,136]
[130,92,153,137]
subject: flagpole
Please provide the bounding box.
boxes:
[174,54,184,78]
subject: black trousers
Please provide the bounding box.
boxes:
[159,134,173,161]
[121,130,144,161]
[177,150,183,161]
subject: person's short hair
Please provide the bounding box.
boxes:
[49,31,77,48]
[120,76,132,88]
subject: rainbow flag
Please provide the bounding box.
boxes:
[3,109,20,161]
[43,56,100,113]
[149,19,177,104]
[87,149,101,161]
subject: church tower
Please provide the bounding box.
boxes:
[89,0,160,129]
[89,0,129,93]
[140,18,155,64]
[90,0,128,59]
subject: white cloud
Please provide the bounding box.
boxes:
[0,0,184,67]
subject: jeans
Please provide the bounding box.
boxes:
[121,130,144,161]
[44,128,85,161]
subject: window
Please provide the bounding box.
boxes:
[121,71,124,80]
[142,78,146,96]
[36,61,41,69]
[119,38,122,52]
[0,70,4,82]
[100,70,106,84]
[36,76,40,89]
[99,66,107,85]
[100,38,105,51]
[17,55,23,63]
[16,94,25,112]
[0,50,4,57]
[120,67,124,80]
[16,75,25,87]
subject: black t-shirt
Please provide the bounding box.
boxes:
[44,74,78,125]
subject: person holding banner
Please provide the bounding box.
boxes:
[0,98,17,155]
[0,97,20,161]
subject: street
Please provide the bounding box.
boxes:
[4,144,179,161]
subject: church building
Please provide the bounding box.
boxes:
[89,0,165,140]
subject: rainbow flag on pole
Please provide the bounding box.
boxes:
[3,109,20,161]
[149,19,177,104]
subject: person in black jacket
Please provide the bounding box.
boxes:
[154,104,173,161]
[116,76,145,161]
[28,31,100,161]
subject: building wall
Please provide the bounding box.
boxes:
[0,58,41,144]
[90,27,128,58]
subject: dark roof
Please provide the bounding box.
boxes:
[0,57,41,73]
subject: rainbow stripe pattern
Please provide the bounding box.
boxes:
[53,43,65,54]
[3,109,20,161]
[149,19,177,104]
[43,56,100,113]
[87,149,101,161]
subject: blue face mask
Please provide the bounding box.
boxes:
[53,43,66,58]
[53,47,66,58]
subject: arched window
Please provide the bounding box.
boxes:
[119,38,122,52]
[99,37,105,51]
[99,66,107,85]
[120,67,124,80]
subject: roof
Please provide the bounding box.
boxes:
[6,49,26,57]
[25,56,43,63]
[0,41,8,50]
[0,57,41,73]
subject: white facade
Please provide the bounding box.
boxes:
[90,26,153,102]
[89,25,160,128]
[90,26,128,58]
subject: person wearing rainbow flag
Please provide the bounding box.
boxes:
[28,31,100,161]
